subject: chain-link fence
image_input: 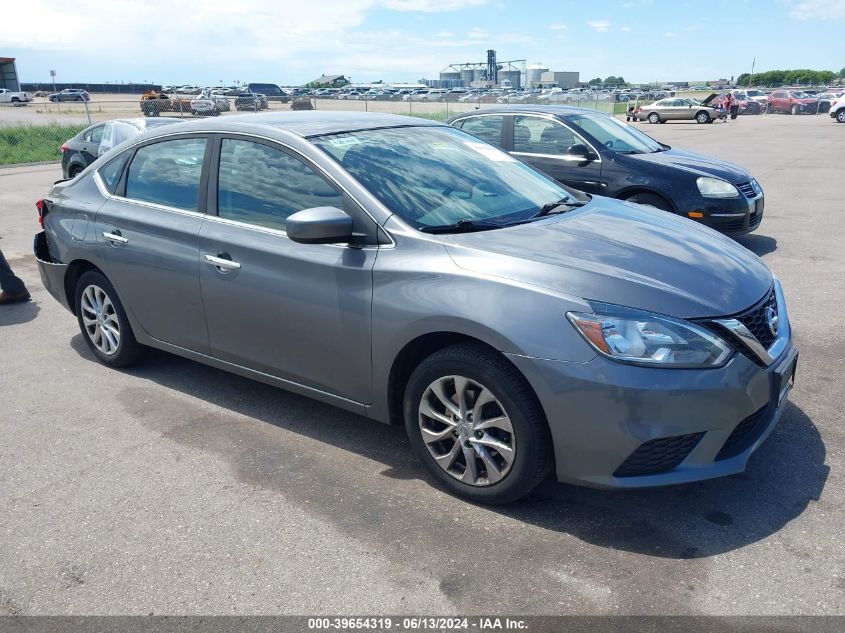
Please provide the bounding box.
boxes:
[1,89,838,167]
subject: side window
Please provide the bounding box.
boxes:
[125,138,207,211]
[513,116,578,156]
[217,139,342,231]
[112,122,138,148]
[84,124,104,144]
[98,152,130,194]
[456,116,504,148]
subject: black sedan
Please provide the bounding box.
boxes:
[447,106,764,235]
[60,118,178,178]
[48,89,90,102]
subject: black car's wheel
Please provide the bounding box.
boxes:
[624,192,673,212]
[695,111,711,124]
[791,104,799,115]
[68,165,84,178]
[647,112,660,124]
[74,271,143,368]
[404,343,553,504]
[837,109,845,123]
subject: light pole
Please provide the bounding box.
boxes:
[748,58,756,87]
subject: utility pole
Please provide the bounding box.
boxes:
[749,58,756,87]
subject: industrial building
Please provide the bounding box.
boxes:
[1,57,20,91]
[438,51,578,90]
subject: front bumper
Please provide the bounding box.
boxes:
[699,191,764,235]
[507,335,797,490]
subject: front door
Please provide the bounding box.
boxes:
[508,115,605,194]
[94,135,210,353]
[198,136,377,403]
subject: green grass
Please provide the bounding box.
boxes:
[0,124,88,166]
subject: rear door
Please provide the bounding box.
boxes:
[94,135,210,353]
[506,114,605,194]
[197,135,378,403]
[79,124,105,164]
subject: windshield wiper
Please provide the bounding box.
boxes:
[419,218,516,234]
[530,198,586,219]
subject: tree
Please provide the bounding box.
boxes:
[588,77,602,85]
[604,75,626,85]
[840,67,845,79]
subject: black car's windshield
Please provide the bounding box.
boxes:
[314,126,581,231]
[567,112,664,154]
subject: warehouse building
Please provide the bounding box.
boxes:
[538,71,580,89]
[1,57,20,91]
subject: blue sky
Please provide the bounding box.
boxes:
[3,0,843,86]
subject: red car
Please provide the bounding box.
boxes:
[766,90,819,115]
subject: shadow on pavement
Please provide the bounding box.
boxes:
[736,234,778,257]
[0,298,39,326]
[70,336,827,560]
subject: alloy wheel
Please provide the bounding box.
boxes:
[418,375,515,486]
[80,284,121,356]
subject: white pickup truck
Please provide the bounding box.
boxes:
[0,88,32,105]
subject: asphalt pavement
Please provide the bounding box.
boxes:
[0,113,842,615]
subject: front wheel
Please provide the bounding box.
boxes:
[695,111,711,124]
[837,109,845,123]
[647,112,660,124]
[404,344,553,504]
[75,271,143,367]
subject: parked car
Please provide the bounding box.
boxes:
[730,92,764,115]
[448,105,765,234]
[816,92,843,114]
[34,111,796,504]
[766,90,819,114]
[0,88,32,104]
[48,89,90,102]
[247,83,290,103]
[234,92,265,111]
[190,91,229,116]
[634,97,721,124]
[140,90,193,116]
[829,95,845,123]
[59,117,178,178]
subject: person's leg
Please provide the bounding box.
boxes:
[0,247,29,299]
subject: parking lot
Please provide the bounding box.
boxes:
[0,113,842,615]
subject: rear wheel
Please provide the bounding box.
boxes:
[74,271,143,368]
[68,165,84,178]
[404,343,553,504]
[624,192,673,212]
[647,112,660,124]
[837,109,845,123]
[695,111,711,124]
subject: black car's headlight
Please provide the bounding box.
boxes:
[696,177,740,198]
[567,303,733,368]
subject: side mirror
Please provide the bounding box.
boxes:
[567,143,598,162]
[286,206,354,245]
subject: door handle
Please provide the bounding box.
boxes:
[102,231,128,244]
[204,253,241,270]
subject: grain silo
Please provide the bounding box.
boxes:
[439,70,462,87]
[460,69,475,85]
[527,63,548,88]
[499,69,521,89]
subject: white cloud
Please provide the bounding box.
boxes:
[467,27,488,38]
[663,31,676,37]
[549,23,568,31]
[587,20,611,32]
[621,25,632,32]
[789,0,845,19]
[382,0,488,10]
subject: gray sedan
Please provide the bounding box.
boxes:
[635,98,721,124]
[34,112,797,503]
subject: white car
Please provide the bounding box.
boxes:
[829,95,845,123]
[190,92,228,116]
[0,88,32,105]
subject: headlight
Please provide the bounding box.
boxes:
[567,303,733,368]
[697,177,739,198]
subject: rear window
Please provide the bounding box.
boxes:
[98,153,129,194]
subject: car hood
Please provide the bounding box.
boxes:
[625,147,752,183]
[441,198,772,319]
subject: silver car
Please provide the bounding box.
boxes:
[34,112,797,503]
[636,97,721,124]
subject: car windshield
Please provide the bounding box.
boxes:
[314,126,579,231]
[791,92,809,98]
[566,112,664,154]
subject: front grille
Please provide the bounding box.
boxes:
[736,181,756,198]
[614,432,705,477]
[719,216,747,232]
[716,404,773,460]
[736,288,777,349]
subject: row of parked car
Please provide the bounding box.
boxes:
[38,104,797,503]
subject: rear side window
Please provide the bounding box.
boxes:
[513,116,578,155]
[84,125,104,144]
[98,153,129,194]
[125,138,207,211]
[455,116,504,148]
[217,139,342,231]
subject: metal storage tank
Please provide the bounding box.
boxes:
[527,63,548,88]
[473,69,487,83]
[460,69,475,85]
[499,70,521,89]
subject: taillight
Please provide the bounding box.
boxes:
[60,143,70,152]
[36,199,47,228]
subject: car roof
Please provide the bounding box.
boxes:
[135,111,444,139]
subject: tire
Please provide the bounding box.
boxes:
[624,192,673,212]
[791,104,799,115]
[68,165,83,178]
[403,343,554,504]
[766,103,773,114]
[647,112,660,124]
[837,109,845,123]
[695,111,710,124]
[74,271,143,368]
